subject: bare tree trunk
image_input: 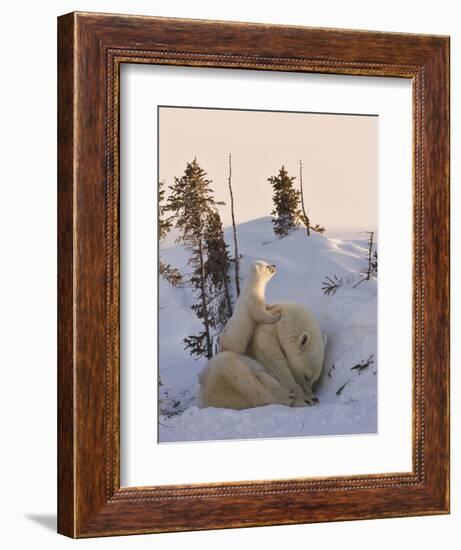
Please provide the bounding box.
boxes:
[197,237,213,358]
[222,267,233,317]
[299,160,310,236]
[228,153,241,296]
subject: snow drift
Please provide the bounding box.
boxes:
[158,217,377,442]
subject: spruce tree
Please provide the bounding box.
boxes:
[158,180,182,287]
[203,208,233,333]
[166,159,227,359]
[268,165,302,237]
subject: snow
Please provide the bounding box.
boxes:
[159,217,377,442]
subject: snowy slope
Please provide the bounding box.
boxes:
[159,217,377,442]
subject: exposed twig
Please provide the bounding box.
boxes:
[352,276,367,289]
[158,421,170,428]
[350,354,375,373]
[336,381,350,396]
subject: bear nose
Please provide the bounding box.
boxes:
[271,264,276,271]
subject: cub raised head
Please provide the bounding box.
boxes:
[218,260,281,355]
[251,260,277,283]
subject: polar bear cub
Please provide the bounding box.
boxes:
[218,261,280,355]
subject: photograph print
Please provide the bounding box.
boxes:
[158,106,378,443]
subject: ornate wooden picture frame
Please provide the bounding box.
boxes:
[57,12,450,538]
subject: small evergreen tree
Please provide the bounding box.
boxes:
[268,165,302,237]
[166,159,229,360]
[204,208,233,333]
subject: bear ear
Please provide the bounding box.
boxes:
[298,331,310,348]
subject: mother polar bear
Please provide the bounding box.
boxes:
[198,262,327,410]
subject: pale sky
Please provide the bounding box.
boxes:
[158,107,377,234]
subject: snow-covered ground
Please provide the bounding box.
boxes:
[159,217,377,442]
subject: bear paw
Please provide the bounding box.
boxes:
[286,388,308,407]
[304,395,319,406]
[267,310,282,324]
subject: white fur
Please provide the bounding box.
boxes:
[249,302,326,405]
[218,261,280,355]
[198,302,327,410]
[198,351,294,410]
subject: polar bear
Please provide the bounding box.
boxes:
[248,302,327,406]
[218,261,281,355]
[199,302,327,410]
[198,352,295,410]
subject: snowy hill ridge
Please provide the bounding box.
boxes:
[159,217,377,442]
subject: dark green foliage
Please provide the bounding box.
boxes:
[310,223,326,234]
[159,262,183,287]
[371,250,378,275]
[158,180,173,240]
[204,209,233,329]
[362,231,377,280]
[166,159,218,246]
[322,274,344,296]
[158,180,182,287]
[268,166,302,237]
[165,158,232,360]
